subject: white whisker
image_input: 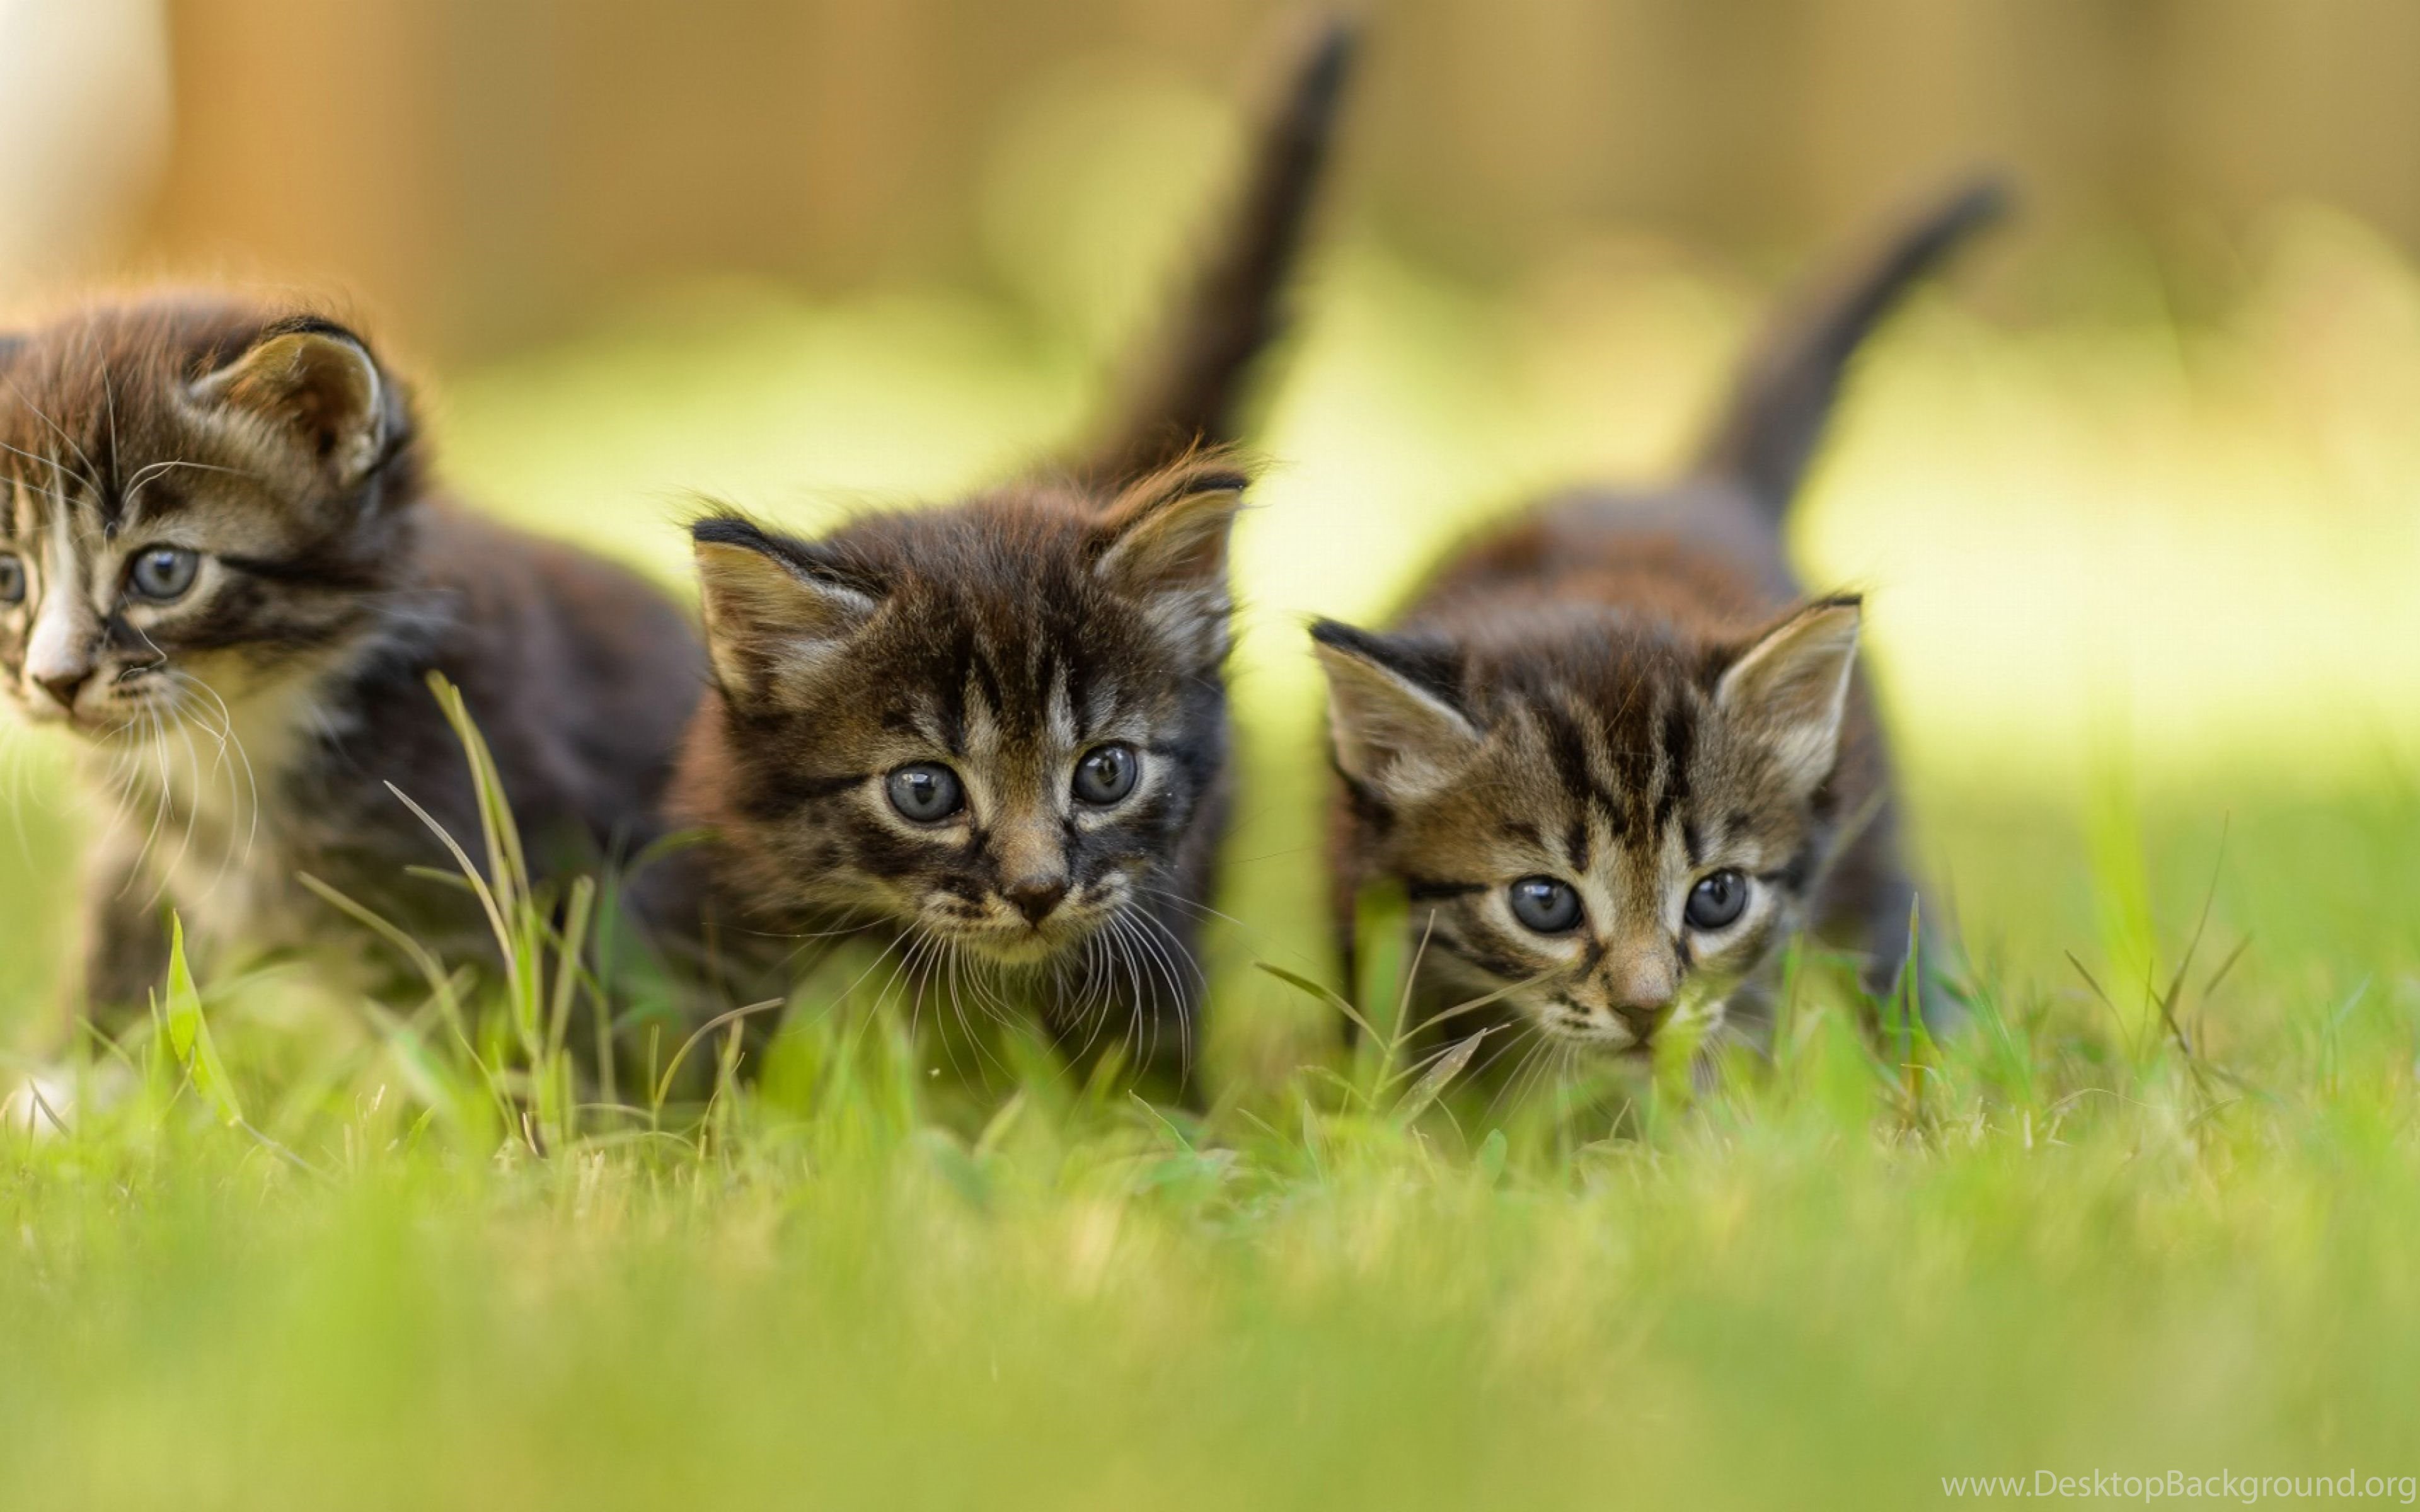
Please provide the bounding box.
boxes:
[1128,906,1204,1080]
[123,708,175,893]
[154,706,206,899]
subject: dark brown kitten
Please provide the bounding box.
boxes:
[671,19,1359,1090]
[1314,180,2006,1070]
[0,299,706,1037]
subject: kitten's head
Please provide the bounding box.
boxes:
[679,455,1245,965]
[1314,595,1864,1055]
[0,298,417,744]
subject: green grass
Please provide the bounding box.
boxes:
[9,668,2418,1510]
[14,213,2420,1504]
[8,782,2420,1509]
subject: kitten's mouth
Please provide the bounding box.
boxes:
[10,674,175,736]
[964,934,1064,966]
[1532,997,1725,1055]
[929,912,1110,966]
[13,699,105,735]
[1537,1019,1656,1057]
[33,705,160,740]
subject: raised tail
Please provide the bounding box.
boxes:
[1692,175,2010,517]
[1069,14,1359,488]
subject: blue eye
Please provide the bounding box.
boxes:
[1685,869,1749,931]
[128,547,199,602]
[1507,876,1582,934]
[0,554,21,605]
[1072,743,1139,805]
[885,762,964,823]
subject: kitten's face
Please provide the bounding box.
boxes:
[0,304,410,750]
[683,460,1242,967]
[1317,598,1862,1055]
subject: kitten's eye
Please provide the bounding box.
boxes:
[128,547,199,602]
[885,762,964,823]
[1507,876,1582,934]
[1685,869,1749,931]
[1072,743,1139,806]
[0,554,22,606]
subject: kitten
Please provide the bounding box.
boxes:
[0,300,708,1040]
[1313,180,2007,1073]
[671,19,1359,1089]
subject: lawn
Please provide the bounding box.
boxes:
[7,215,2420,1508]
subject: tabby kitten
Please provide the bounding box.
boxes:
[1315,180,2007,1069]
[671,20,1359,1088]
[0,299,706,1036]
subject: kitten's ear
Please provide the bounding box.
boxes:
[1092,457,1250,664]
[692,516,883,701]
[1715,595,1862,798]
[191,320,392,487]
[1310,619,1484,801]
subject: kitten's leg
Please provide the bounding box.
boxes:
[8,833,169,1133]
[62,828,173,1045]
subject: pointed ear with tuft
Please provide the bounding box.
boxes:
[692,517,884,703]
[1092,457,1251,664]
[1715,595,1863,799]
[190,321,393,488]
[1310,619,1484,802]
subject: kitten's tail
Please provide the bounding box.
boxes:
[1691,175,2010,519]
[1069,14,1359,487]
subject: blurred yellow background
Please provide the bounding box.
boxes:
[8,0,2420,1036]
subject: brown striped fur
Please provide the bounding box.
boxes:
[1315,180,2006,1068]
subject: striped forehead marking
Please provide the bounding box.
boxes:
[1533,682,1699,857]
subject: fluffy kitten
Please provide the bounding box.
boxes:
[0,301,706,1038]
[1313,180,2007,1070]
[671,20,1358,1089]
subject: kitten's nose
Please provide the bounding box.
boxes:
[1003,876,1069,924]
[1604,946,1676,1037]
[1613,1001,1668,1040]
[32,668,92,713]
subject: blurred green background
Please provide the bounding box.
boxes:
[8,0,2420,1055]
